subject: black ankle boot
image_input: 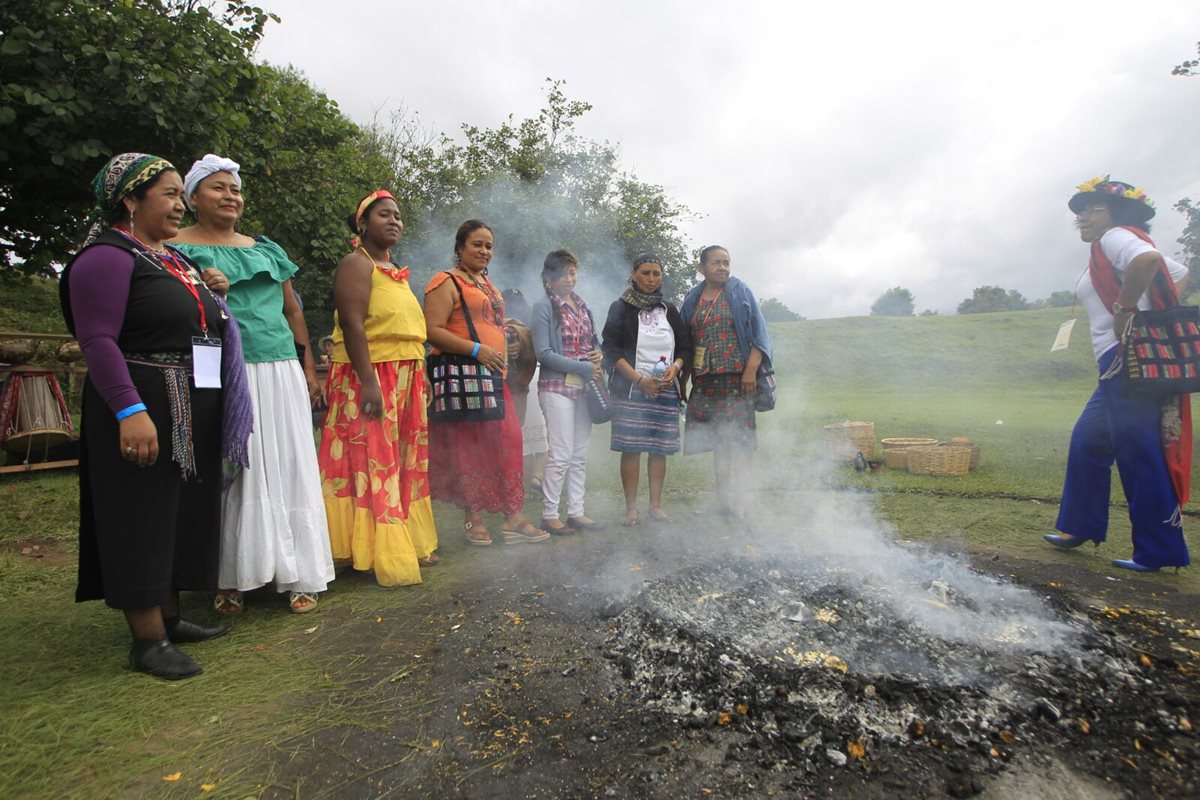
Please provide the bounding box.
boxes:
[164,616,228,644]
[129,639,202,680]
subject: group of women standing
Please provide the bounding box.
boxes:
[63,151,776,681]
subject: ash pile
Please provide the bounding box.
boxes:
[606,556,1198,797]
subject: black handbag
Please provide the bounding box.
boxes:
[427,274,506,421]
[754,364,777,412]
[584,375,614,424]
[1119,305,1200,395]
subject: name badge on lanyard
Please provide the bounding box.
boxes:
[1050,319,1075,352]
[192,337,223,388]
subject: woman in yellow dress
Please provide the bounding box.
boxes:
[317,190,439,585]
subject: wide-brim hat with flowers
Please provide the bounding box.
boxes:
[1068,175,1155,222]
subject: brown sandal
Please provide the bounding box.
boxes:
[464,520,492,546]
[418,554,441,567]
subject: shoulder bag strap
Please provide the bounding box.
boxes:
[443,271,482,344]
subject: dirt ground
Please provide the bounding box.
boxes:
[214,497,1199,800]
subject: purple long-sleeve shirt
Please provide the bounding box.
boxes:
[69,244,142,414]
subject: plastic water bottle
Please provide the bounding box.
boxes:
[650,356,668,378]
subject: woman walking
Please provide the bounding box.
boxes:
[173,154,334,613]
[601,252,691,527]
[1043,176,1191,572]
[318,190,439,585]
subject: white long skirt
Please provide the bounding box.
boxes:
[220,360,335,594]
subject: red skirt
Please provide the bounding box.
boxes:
[429,383,524,515]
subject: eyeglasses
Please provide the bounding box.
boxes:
[1076,205,1110,218]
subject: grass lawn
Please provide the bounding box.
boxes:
[1,306,1198,798]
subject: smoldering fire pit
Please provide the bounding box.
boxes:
[605,554,1198,797]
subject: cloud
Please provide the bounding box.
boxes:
[257,0,1200,316]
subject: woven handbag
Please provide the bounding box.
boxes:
[1120,306,1200,395]
[754,365,776,412]
[584,375,614,424]
[427,274,506,421]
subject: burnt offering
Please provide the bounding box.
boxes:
[607,556,1199,797]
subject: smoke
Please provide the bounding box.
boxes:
[395,174,672,312]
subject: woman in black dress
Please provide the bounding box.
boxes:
[61,153,253,680]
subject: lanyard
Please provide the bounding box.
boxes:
[160,250,209,335]
[693,288,725,330]
[115,228,210,336]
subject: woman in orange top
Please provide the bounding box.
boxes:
[318,191,439,586]
[424,220,546,546]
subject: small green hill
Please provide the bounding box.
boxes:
[757,308,1200,501]
[0,275,66,334]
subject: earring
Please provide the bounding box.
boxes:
[129,209,136,235]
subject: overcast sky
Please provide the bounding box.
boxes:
[256,0,1200,317]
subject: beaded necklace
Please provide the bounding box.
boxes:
[455,267,504,326]
[113,226,228,327]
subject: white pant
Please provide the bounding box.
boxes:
[540,391,592,519]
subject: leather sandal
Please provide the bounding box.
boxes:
[213,590,244,615]
[464,520,492,546]
[289,592,318,613]
[418,554,441,567]
[502,522,550,544]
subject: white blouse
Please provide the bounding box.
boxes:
[1074,227,1189,359]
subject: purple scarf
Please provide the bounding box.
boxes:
[213,290,253,468]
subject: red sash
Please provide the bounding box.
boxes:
[1087,226,1192,505]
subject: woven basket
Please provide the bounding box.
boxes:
[880,437,938,449]
[822,421,875,461]
[941,440,981,470]
[907,446,971,477]
[883,448,909,469]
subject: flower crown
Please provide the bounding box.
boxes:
[1075,175,1154,207]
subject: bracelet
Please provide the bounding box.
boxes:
[115,402,147,421]
[471,342,481,358]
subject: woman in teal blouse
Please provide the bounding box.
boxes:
[172,154,334,614]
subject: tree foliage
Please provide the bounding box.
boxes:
[0,0,276,273]
[1033,290,1076,309]
[226,65,394,334]
[759,297,802,322]
[1175,198,1200,289]
[389,80,696,303]
[1172,41,1200,76]
[957,286,1029,314]
[870,286,915,316]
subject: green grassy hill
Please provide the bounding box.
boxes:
[750,308,1200,500]
[0,275,66,334]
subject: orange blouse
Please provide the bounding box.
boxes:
[425,270,507,374]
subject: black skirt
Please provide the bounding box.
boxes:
[76,363,222,609]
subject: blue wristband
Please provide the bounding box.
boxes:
[115,402,147,421]
[471,342,481,358]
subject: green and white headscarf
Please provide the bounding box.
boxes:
[81,152,175,245]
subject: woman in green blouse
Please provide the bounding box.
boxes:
[172,154,334,615]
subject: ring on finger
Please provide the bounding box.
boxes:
[125,446,134,455]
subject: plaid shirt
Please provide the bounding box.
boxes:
[538,292,595,399]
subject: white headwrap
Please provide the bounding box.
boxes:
[183,154,242,209]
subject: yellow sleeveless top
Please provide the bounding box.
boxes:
[332,265,426,363]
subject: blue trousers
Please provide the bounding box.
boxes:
[1056,348,1190,568]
